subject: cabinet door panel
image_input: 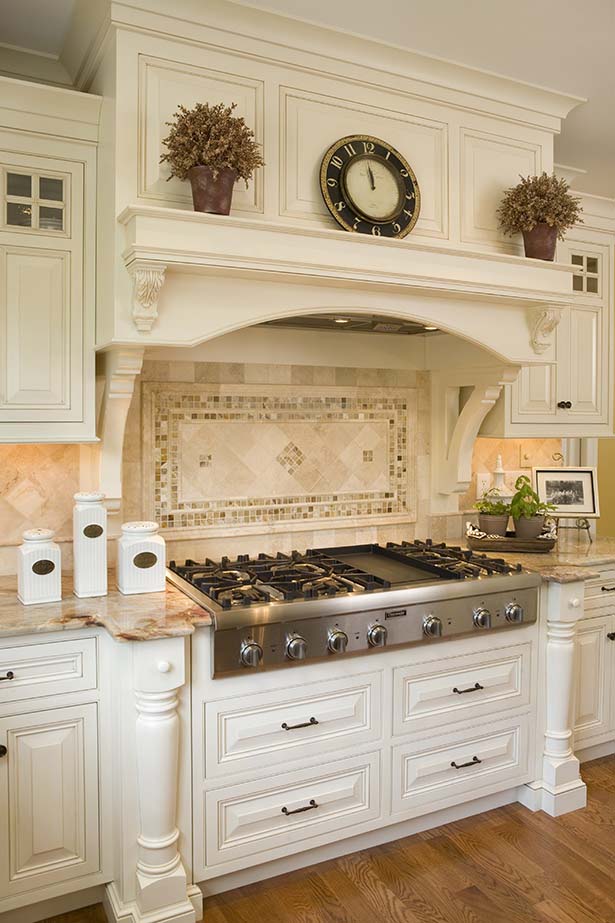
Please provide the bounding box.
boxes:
[573,616,612,746]
[511,363,558,421]
[568,306,603,420]
[0,248,73,415]
[0,704,99,898]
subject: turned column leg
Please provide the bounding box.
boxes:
[133,639,197,922]
[528,581,587,817]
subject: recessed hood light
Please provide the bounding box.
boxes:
[424,325,438,331]
[334,317,350,324]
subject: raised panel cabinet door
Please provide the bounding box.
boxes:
[573,616,613,747]
[0,703,100,898]
[567,305,604,421]
[511,362,559,422]
[0,149,85,427]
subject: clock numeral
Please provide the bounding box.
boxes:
[385,151,391,160]
[353,218,361,231]
[344,143,357,156]
[331,155,344,169]
[393,222,401,233]
[371,225,381,237]
[362,141,375,153]
[400,169,409,177]
[405,192,415,200]
[403,208,413,218]
[335,201,346,212]
[327,177,338,187]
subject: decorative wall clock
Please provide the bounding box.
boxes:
[320,134,420,239]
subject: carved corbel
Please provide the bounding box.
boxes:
[432,367,520,496]
[129,260,167,333]
[96,347,145,512]
[529,306,563,355]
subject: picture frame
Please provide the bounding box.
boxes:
[533,466,600,519]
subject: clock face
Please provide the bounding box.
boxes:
[320,135,420,239]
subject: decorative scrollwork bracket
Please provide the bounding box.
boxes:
[529,306,564,355]
[129,261,167,333]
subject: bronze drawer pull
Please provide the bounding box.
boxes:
[281,799,318,816]
[451,756,482,770]
[0,745,6,758]
[452,682,484,695]
[0,671,14,682]
[607,633,615,641]
[602,586,615,592]
[281,717,319,731]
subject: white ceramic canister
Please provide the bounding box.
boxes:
[17,528,62,605]
[117,521,166,595]
[73,492,107,598]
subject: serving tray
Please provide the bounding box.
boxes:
[467,533,557,554]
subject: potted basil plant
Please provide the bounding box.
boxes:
[160,101,264,215]
[474,488,510,537]
[497,172,582,261]
[510,475,556,540]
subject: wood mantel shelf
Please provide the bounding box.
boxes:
[115,204,574,365]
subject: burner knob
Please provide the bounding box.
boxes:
[473,607,492,629]
[286,633,308,661]
[505,603,524,623]
[367,623,387,648]
[240,640,263,668]
[328,628,348,654]
[422,615,443,638]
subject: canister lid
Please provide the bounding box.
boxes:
[121,521,159,535]
[22,528,55,542]
[74,491,105,503]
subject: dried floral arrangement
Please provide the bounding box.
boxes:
[497,172,583,240]
[160,102,264,185]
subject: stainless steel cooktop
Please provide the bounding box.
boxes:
[167,541,540,677]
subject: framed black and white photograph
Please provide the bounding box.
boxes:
[533,467,600,518]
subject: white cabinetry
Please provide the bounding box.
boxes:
[0,78,100,442]
[0,631,105,914]
[481,230,614,437]
[574,572,615,751]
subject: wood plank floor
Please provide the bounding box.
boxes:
[44,755,615,923]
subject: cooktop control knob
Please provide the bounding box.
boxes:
[328,628,348,654]
[473,607,492,629]
[367,623,388,648]
[240,640,263,668]
[423,614,443,638]
[505,603,524,623]
[286,633,308,660]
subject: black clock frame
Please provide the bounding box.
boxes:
[320,134,420,239]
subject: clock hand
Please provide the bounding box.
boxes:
[367,163,376,191]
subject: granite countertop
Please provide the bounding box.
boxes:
[1,536,614,643]
[467,534,615,584]
[0,572,212,642]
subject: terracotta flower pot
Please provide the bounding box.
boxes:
[522,223,558,261]
[478,513,509,537]
[187,165,237,215]
[513,515,545,540]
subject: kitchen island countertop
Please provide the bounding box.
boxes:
[0,571,212,642]
[464,532,615,583]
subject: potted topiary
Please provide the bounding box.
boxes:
[160,102,264,215]
[497,172,583,261]
[474,487,510,537]
[510,475,555,540]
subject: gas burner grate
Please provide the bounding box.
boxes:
[385,540,523,577]
[168,551,391,608]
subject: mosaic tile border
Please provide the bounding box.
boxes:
[142,383,416,532]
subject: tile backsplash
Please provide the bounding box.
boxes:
[129,361,429,551]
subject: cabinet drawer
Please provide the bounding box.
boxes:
[393,643,531,735]
[204,750,380,869]
[0,638,97,705]
[585,571,615,614]
[203,671,382,778]
[392,716,530,816]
